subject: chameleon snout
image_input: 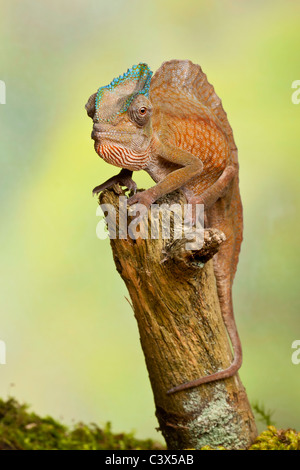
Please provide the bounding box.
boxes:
[91,123,102,141]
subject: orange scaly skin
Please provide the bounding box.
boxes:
[86,60,243,394]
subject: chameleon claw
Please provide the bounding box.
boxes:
[92,170,137,196]
[92,182,111,196]
[125,179,137,193]
[127,190,154,208]
[127,191,154,220]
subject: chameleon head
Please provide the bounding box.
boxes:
[85,64,154,171]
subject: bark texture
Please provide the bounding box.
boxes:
[99,187,257,450]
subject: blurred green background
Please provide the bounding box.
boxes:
[0,0,299,442]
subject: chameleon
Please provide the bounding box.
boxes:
[85,60,243,394]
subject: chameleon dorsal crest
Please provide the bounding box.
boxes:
[94,63,153,123]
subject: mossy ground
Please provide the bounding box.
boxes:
[0,398,299,450]
[0,398,163,450]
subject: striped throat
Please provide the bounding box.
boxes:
[95,141,152,171]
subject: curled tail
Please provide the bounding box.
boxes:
[167,286,242,394]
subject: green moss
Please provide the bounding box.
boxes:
[0,398,298,450]
[200,427,300,450]
[0,398,163,450]
[249,426,300,451]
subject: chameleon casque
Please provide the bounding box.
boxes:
[85,60,243,394]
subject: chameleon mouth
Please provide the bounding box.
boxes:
[91,129,136,142]
[91,130,101,141]
[95,142,101,155]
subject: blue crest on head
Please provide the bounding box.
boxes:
[95,63,153,121]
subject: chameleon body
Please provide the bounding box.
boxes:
[86,60,243,394]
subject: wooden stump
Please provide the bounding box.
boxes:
[99,187,257,450]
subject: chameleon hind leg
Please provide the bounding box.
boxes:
[167,222,242,394]
[167,167,242,394]
[183,165,237,216]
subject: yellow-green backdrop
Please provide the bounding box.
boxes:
[0,0,299,441]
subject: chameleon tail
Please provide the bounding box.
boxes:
[167,275,242,395]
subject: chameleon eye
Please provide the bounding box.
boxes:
[129,102,151,126]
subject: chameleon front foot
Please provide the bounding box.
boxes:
[127,189,156,208]
[92,169,137,196]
